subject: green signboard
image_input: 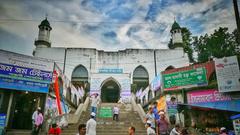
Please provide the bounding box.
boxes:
[163,68,208,90]
[98,107,112,118]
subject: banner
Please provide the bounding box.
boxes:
[186,89,240,112]
[0,114,6,127]
[150,74,161,91]
[163,67,208,91]
[215,56,240,92]
[187,89,231,104]
[0,50,53,93]
[54,71,62,115]
[157,96,166,111]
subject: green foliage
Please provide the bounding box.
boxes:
[182,27,194,63]
[193,27,240,63]
[131,83,137,94]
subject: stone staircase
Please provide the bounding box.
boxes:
[61,103,146,135]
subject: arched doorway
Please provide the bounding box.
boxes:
[132,65,149,91]
[71,65,89,94]
[101,79,120,103]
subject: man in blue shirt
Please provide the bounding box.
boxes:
[153,102,160,120]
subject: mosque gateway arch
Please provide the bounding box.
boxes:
[100,78,121,103]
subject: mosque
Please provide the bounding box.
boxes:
[33,18,189,103]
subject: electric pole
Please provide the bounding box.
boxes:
[233,0,240,34]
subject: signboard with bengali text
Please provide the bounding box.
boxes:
[98,68,123,74]
[187,89,231,104]
[163,67,208,91]
[215,56,240,92]
[0,50,54,93]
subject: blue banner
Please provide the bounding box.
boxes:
[0,63,52,93]
[0,114,6,127]
[0,63,52,82]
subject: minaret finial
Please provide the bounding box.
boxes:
[45,13,48,19]
[174,16,176,21]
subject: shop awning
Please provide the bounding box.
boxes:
[178,100,240,112]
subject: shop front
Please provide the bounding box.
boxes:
[0,50,54,130]
[178,89,240,134]
[1,90,46,129]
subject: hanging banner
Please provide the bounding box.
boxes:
[163,67,208,91]
[215,56,240,92]
[150,74,161,91]
[157,96,166,111]
[54,71,62,115]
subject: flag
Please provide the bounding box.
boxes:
[81,86,85,97]
[54,70,62,115]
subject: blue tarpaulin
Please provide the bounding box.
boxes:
[178,100,240,112]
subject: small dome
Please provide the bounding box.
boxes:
[171,21,181,32]
[38,18,52,30]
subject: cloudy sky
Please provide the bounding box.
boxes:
[0,0,239,56]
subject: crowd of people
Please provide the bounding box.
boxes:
[31,95,232,135]
[143,102,232,135]
[144,102,187,135]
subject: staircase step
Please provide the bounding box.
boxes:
[62,103,146,135]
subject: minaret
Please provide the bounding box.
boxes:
[170,20,182,45]
[34,18,52,48]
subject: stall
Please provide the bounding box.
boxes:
[178,89,240,134]
[0,49,54,130]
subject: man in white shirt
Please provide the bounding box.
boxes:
[90,93,100,115]
[146,120,156,135]
[145,106,156,130]
[86,112,97,135]
[112,105,120,121]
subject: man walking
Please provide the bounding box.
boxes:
[157,111,169,135]
[113,104,120,121]
[86,112,97,135]
[145,106,156,131]
[33,109,43,135]
[90,93,100,114]
[32,107,40,134]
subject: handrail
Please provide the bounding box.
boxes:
[131,94,146,123]
[68,96,90,124]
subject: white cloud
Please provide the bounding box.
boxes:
[0,0,237,55]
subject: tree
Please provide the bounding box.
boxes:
[182,27,194,63]
[193,27,239,62]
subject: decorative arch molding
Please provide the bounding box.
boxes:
[71,64,88,82]
[100,77,121,90]
[132,65,149,91]
[132,65,149,79]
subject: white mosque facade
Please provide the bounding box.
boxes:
[33,18,189,103]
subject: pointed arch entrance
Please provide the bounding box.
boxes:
[71,65,89,94]
[100,78,120,103]
[132,65,149,91]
